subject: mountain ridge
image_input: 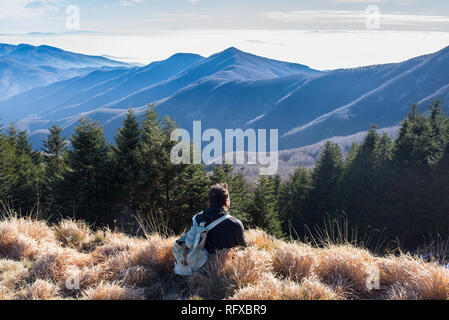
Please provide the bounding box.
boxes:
[0,43,133,101]
[0,44,448,154]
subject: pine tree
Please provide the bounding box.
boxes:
[429,105,449,239]
[0,129,15,200]
[385,104,440,246]
[434,140,449,236]
[171,161,209,233]
[248,176,283,238]
[2,126,43,212]
[6,124,17,145]
[278,168,312,237]
[112,108,142,211]
[16,131,33,156]
[11,129,41,164]
[376,133,393,164]
[228,173,252,225]
[137,106,187,233]
[307,141,344,226]
[43,125,68,179]
[64,117,114,225]
[272,174,282,215]
[42,125,68,214]
[340,126,384,226]
[137,105,164,213]
[209,164,234,185]
[10,151,43,212]
[428,100,448,164]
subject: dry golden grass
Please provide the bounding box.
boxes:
[1,218,55,243]
[314,245,378,296]
[0,225,40,260]
[24,279,60,300]
[0,218,55,261]
[54,219,92,250]
[0,259,28,299]
[0,285,10,299]
[83,282,145,300]
[272,242,316,282]
[229,273,341,300]
[228,273,283,300]
[127,235,176,274]
[0,259,28,288]
[0,217,448,300]
[379,254,449,300]
[31,247,94,284]
[245,229,281,251]
[188,247,273,299]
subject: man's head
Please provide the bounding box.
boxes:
[209,183,230,209]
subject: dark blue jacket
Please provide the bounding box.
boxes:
[195,207,247,254]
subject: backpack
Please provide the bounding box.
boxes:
[173,212,232,276]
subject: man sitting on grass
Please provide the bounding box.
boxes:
[182,183,247,265]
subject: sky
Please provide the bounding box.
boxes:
[1,0,449,69]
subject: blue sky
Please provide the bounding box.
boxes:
[2,0,449,34]
[1,1,449,70]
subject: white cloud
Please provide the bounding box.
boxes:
[3,29,449,71]
[118,0,144,7]
[156,13,214,22]
[333,0,414,3]
[261,10,449,30]
[0,0,60,20]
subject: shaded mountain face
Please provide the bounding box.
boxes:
[0,43,132,101]
[0,52,206,121]
[1,44,130,69]
[98,47,318,111]
[276,46,449,149]
[0,47,319,145]
[1,45,449,152]
[0,44,16,56]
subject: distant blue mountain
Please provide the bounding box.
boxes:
[101,47,317,111]
[0,45,448,152]
[0,44,16,56]
[0,43,132,100]
[0,47,317,135]
[275,47,449,149]
[0,52,205,121]
[1,44,129,69]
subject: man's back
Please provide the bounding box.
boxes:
[195,208,247,254]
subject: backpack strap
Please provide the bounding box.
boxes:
[192,212,203,227]
[206,214,232,232]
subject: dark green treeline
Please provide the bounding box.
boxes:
[0,102,448,249]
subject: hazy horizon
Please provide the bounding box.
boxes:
[2,1,449,70]
[1,30,449,70]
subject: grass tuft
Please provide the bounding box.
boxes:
[0,217,448,300]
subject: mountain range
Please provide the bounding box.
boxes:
[0,43,448,157]
[0,43,131,101]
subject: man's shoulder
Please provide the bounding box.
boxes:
[196,211,244,231]
[224,215,245,231]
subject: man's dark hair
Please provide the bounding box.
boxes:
[209,183,230,208]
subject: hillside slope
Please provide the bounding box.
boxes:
[277,46,449,148]
[0,43,132,101]
[1,46,449,152]
[0,47,319,147]
[0,217,448,300]
[0,53,203,121]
